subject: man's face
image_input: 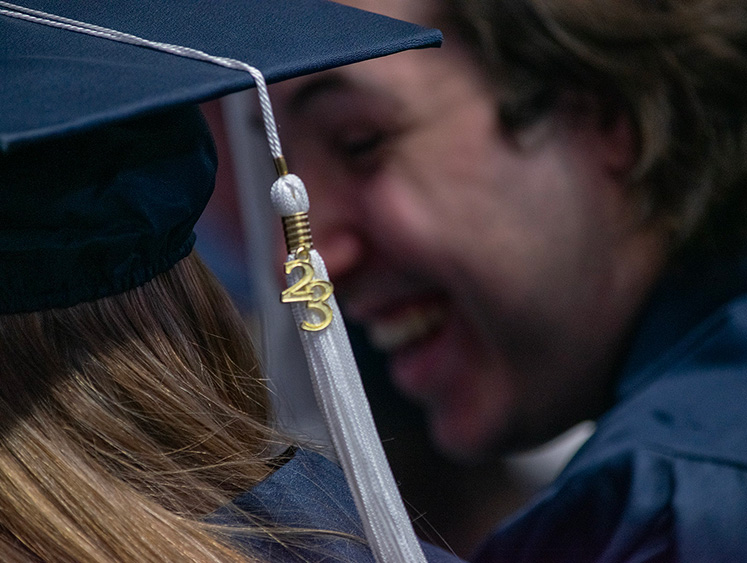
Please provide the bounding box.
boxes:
[271,0,664,457]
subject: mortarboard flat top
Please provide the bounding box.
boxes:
[1,0,442,151]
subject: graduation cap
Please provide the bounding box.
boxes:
[0,2,442,561]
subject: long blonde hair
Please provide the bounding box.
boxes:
[0,252,282,561]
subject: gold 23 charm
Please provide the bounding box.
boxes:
[281,246,334,332]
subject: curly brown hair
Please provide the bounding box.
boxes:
[445,0,747,252]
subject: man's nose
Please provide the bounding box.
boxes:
[313,226,365,282]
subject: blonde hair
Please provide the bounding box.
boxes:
[0,252,283,561]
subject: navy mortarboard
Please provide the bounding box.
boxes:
[0,2,442,561]
[1,0,440,150]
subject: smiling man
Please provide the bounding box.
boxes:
[272,0,747,560]
[271,0,664,457]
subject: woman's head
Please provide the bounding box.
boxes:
[0,4,456,557]
[0,98,281,559]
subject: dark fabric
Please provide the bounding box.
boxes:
[1,0,442,151]
[211,448,464,562]
[0,106,215,313]
[473,251,747,562]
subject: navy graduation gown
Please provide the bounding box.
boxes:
[211,448,464,562]
[473,250,747,562]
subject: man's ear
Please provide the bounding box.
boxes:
[598,108,637,177]
[559,91,637,177]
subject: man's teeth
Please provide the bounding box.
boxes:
[367,306,446,352]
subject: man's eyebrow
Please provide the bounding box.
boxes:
[251,75,348,132]
[285,74,349,115]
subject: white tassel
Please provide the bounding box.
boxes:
[273,173,427,563]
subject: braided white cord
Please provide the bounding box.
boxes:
[286,251,428,563]
[0,1,283,158]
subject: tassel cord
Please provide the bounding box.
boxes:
[286,250,427,563]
